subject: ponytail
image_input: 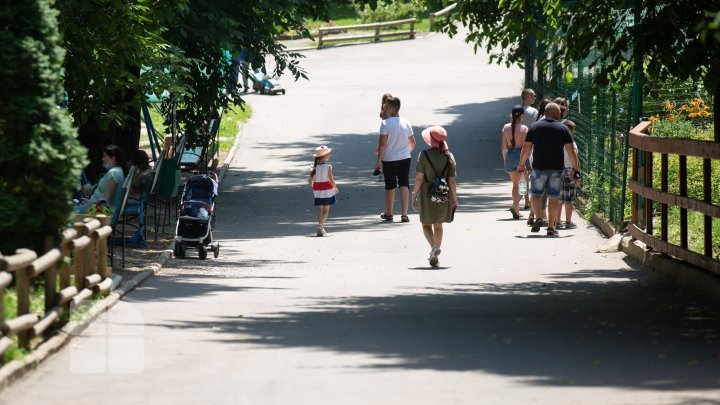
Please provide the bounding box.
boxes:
[310,157,321,177]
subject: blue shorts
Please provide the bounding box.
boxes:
[530,169,563,197]
[504,148,530,173]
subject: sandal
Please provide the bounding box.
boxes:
[401,215,410,223]
[509,207,523,220]
[526,215,535,226]
[380,213,394,221]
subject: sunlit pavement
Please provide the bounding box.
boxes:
[3,31,720,405]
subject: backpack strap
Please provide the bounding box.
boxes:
[423,149,450,180]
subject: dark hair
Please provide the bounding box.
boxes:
[131,149,149,167]
[509,106,524,147]
[310,156,322,177]
[385,96,401,111]
[537,97,552,120]
[104,145,128,175]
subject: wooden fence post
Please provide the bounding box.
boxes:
[13,249,36,349]
[410,20,415,39]
[374,24,380,42]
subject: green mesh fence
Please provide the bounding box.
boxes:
[544,60,635,228]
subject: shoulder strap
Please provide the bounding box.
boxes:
[423,150,450,179]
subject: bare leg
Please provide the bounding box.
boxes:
[565,203,574,223]
[541,191,548,221]
[508,172,520,213]
[385,189,395,217]
[548,197,561,229]
[422,224,434,248]
[432,223,444,250]
[319,205,330,227]
[399,186,410,216]
[523,172,531,208]
[530,194,543,222]
[554,200,563,227]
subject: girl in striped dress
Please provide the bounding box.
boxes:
[308,145,339,236]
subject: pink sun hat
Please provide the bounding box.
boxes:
[314,145,332,157]
[421,126,448,151]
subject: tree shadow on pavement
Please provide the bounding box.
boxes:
[149,267,720,391]
[215,98,520,240]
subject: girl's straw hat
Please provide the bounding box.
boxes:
[314,145,332,157]
[421,126,448,151]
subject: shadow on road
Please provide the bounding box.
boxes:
[216,98,518,239]
[147,266,720,391]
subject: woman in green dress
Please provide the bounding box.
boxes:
[411,126,457,267]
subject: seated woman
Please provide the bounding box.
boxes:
[75,145,127,214]
[128,149,152,199]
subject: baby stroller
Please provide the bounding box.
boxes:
[250,71,286,95]
[174,172,220,259]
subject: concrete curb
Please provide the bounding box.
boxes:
[580,201,720,303]
[0,249,171,393]
[0,126,244,392]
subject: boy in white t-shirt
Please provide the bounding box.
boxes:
[374,96,416,222]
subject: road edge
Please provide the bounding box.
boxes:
[0,123,244,393]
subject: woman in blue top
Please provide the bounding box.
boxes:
[76,145,127,214]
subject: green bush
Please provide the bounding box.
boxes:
[0,1,86,254]
[354,0,426,24]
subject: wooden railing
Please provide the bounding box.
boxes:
[429,3,457,32]
[317,18,416,48]
[0,216,114,358]
[628,121,720,275]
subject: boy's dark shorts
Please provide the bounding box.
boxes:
[382,158,411,190]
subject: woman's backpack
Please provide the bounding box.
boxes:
[422,150,450,204]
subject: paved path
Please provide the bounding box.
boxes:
[3,32,720,405]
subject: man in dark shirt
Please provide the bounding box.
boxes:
[517,103,580,236]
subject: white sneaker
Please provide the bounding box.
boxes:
[316,226,325,237]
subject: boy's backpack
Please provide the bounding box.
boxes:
[422,150,450,204]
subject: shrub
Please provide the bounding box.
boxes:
[0,1,86,254]
[354,0,426,24]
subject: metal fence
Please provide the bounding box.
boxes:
[543,57,635,228]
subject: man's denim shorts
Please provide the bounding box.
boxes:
[530,169,563,197]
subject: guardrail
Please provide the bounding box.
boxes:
[0,216,114,357]
[317,18,416,48]
[628,121,720,275]
[429,3,457,32]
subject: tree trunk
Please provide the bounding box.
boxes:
[78,110,140,183]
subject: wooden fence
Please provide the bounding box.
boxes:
[317,18,415,48]
[0,216,114,359]
[628,121,720,274]
[429,3,457,32]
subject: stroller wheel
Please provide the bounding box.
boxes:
[213,242,220,258]
[198,246,207,260]
[175,242,186,259]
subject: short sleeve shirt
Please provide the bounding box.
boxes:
[522,106,538,127]
[90,166,124,204]
[525,119,573,170]
[502,123,528,148]
[379,116,414,162]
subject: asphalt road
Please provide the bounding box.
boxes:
[2,32,720,405]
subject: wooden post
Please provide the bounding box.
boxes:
[631,146,638,227]
[73,222,85,290]
[429,13,435,32]
[703,158,712,257]
[15,252,31,349]
[661,154,668,241]
[409,20,415,39]
[317,29,324,48]
[679,155,688,249]
[59,228,76,290]
[645,151,653,239]
[374,24,380,42]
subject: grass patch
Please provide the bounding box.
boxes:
[142,104,252,154]
[3,281,48,362]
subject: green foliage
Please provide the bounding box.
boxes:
[57,0,189,132]
[158,0,329,148]
[0,0,86,254]
[354,0,426,23]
